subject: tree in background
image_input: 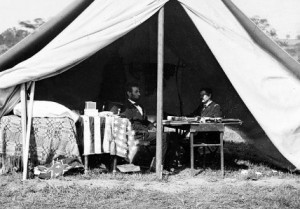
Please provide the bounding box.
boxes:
[0,18,45,55]
[250,15,287,47]
[19,18,45,31]
[251,15,300,63]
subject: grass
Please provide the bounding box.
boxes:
[1,141,300,208]
[1,173,300,209]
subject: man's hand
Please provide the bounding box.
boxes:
[199,117,206,123]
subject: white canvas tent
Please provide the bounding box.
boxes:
[1,0,300,177]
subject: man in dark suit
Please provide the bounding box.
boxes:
[186,88,223,164]
[191,88,222,120]
[120,83,168,167]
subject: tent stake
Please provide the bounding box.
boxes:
[156,7,164,179]
[22,82,35,180]
[20,84,27,173]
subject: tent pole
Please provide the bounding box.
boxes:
[22,82,35,180]
[156,6,164,179]
[20,84,28,175]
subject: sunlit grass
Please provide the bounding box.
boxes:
[1,173,300,209]
[1,141,300,208]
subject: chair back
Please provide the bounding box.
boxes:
[103,101,124,115]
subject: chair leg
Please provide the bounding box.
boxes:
[207,146,219,155]
[144,146,156,171]
[149,157,156,172]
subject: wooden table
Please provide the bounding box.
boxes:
[163,121,241,177]
[190,123,225,177]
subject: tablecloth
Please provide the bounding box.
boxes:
[79,115,138,163]
[0,115,81,168]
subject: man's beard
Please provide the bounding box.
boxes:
[130,97,139,102]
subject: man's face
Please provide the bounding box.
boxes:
[128,86,141,102]
[200,90,211,104]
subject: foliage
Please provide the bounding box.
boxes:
[0,18,45,55]
[250,15,287,47]
[0,28,30,48]
[19,18,45,30]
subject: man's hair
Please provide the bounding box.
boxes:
[200,88,213,96]
[126,82,140,93]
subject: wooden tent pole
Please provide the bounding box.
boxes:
[22,82,35,180]
[20,84,27,173]
[156,7,164,179]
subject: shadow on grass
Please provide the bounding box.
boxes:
[169,141,295,177]
[70,141,297,178]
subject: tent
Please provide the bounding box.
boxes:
[1,0,300,174]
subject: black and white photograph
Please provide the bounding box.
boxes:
[0,0,300,208]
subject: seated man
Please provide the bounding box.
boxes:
[191,88,222,120]
[185,88,223,164]
[120,83,168,167]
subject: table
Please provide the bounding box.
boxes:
[163,120,241,177]
[190,123,225,177]
[79,115,137,173]
[0,115,81,169]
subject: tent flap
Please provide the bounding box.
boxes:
[179,0,300,169]
[0,0,167,88]
[0,0,299,170]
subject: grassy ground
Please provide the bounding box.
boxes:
[1,142,300,209]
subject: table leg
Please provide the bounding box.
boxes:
[203,147,206,169]
[220,132,224,178]
[112,156,117,175]
[174,128,179,167]
[190,132,194,176]
[84,155,88,175]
